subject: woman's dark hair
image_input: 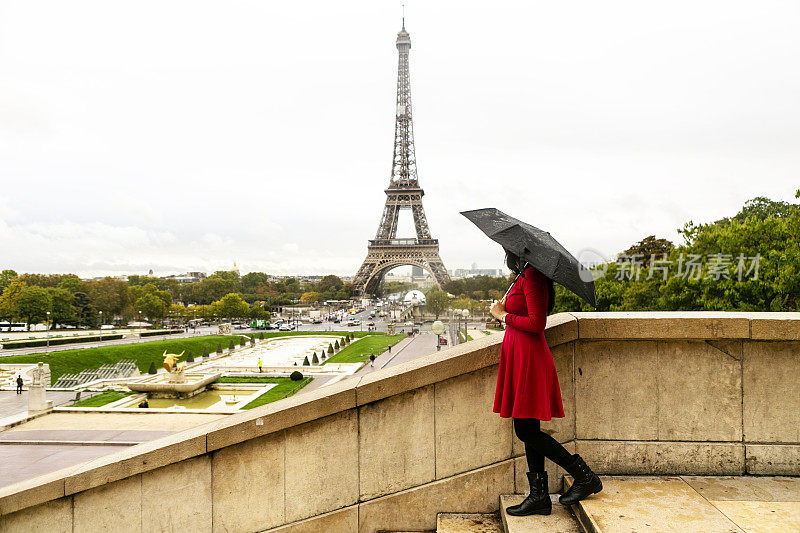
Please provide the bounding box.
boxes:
[505,250,556,314]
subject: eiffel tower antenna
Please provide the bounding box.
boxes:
[352,21,451,296]
[402,4,405,29]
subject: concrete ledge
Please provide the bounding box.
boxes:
[0,466,73,516]
[545,313,578,347]
[749,313,800,340]
[206,376,357,451]
[572,312,752,339]
[575,440,746,475]
[356,335,501,406]
[746,444,800,475]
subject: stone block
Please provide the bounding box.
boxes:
[141,455,212,532]
[435,365,512,479]
[513,441,575,494]
[356,336,502,406]
[682,475,800,501]
[357,460,515,533]
[0,497,72,533]
[575,340,658,440]
[573,312,750,339]
[0,465,71,515]
[544,313,578,347]
[657,340,742,441]
[743,341,800,443]
[264,506,358,533]
[73,475,141,533]
[66,424,207,495]
[576,440,745,475]
[207,377,357,451]
[212,431,285,532]
[359,385,435,499]
[746,444,800,475]
[284,410,359,523]
[749,313,800,340]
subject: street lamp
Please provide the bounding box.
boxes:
[461,308,470,342]
[46,311,51,349]
[431,320,445,351]
[99,311,103,330]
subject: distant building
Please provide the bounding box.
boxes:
[449,267,504,279]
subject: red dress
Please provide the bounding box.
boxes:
[493,266,565,420]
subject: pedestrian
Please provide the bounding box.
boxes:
[369,353,375,367]
[16,374,23,395]
[258,357,263,373]
[387,343,391,353]
[490,250,602,516]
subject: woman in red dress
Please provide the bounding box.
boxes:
[489,250,602,516]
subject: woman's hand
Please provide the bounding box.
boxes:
[490,296,507,321]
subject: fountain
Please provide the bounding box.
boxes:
[128,351,220,399]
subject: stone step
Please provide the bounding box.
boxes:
[436,512,502,532]
[499,495,582,533]
[564,476,781,532]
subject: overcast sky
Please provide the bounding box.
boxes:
[0,1,797,278]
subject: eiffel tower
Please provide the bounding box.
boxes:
[352,21,451,296]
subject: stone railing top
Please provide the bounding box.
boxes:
[1,311,798,515]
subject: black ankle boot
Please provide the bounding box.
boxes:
[506,471,551,516]
[559,454,602,505]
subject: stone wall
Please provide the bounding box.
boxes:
[1,312,797,532]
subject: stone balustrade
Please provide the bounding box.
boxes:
[0,312,798,532]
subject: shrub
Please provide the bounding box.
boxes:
[250,336,255,346]
[140,330,183,338]
[334,340,340,350]
[1,334,123,350]
[290,371,303,381]
[240,337,246,347]
[312,353,319,364]
[216,343,223,354]
[229,339,235,350]
[327,343,334,354]
[343,336,348,345]
[147,362,157,374]
[302,356,309,366]
[320,351,325,360]
[203,347,209,358]
[186,351,194,362]
[259,332,264,340]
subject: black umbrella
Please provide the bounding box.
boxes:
[461,208,597,307]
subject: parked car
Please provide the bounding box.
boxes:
[368,321,375,327]
[278,324,293,331]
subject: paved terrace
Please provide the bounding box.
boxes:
[0,312,797,532]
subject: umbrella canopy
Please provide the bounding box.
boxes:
[461,208,597,307]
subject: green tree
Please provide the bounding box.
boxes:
[425,289,449,319]
[48,287,75,327]
[213,293,250,320]
[327,343,334,354]
[16,285,52,329]
[134,293,166,321]
[0,269,18,295]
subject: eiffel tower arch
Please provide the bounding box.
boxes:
[352,21,450,296]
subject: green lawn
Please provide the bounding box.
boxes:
[70,390,133,407]
[323,334,406,365]
[241,377,313,409]
[0,330,381,385]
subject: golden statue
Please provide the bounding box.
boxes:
[162,350,186,373]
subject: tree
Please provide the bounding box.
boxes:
[72,292,95,328]
[239,337,246,347]
[214,293,250,320]
[303,356,309,366]
[203,347,209,358]
[0,279,26,326]
[216,343,223,354]
[186,351,195,363]
[622,235,674,262]
[249,336,255,346]
[300,291,321,304]
[16,285,52,329]
[425,289,449,319]
[48,287,75,327]
[334,340,340,349]
[290,370,303,381]
[147,362,157,374]
[312,353,319,364]
[229,339,236,350]
[0,269,18,296]
[328,343,334,354]
[134,294,166,321]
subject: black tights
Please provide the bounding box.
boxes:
[513,418,573,473]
